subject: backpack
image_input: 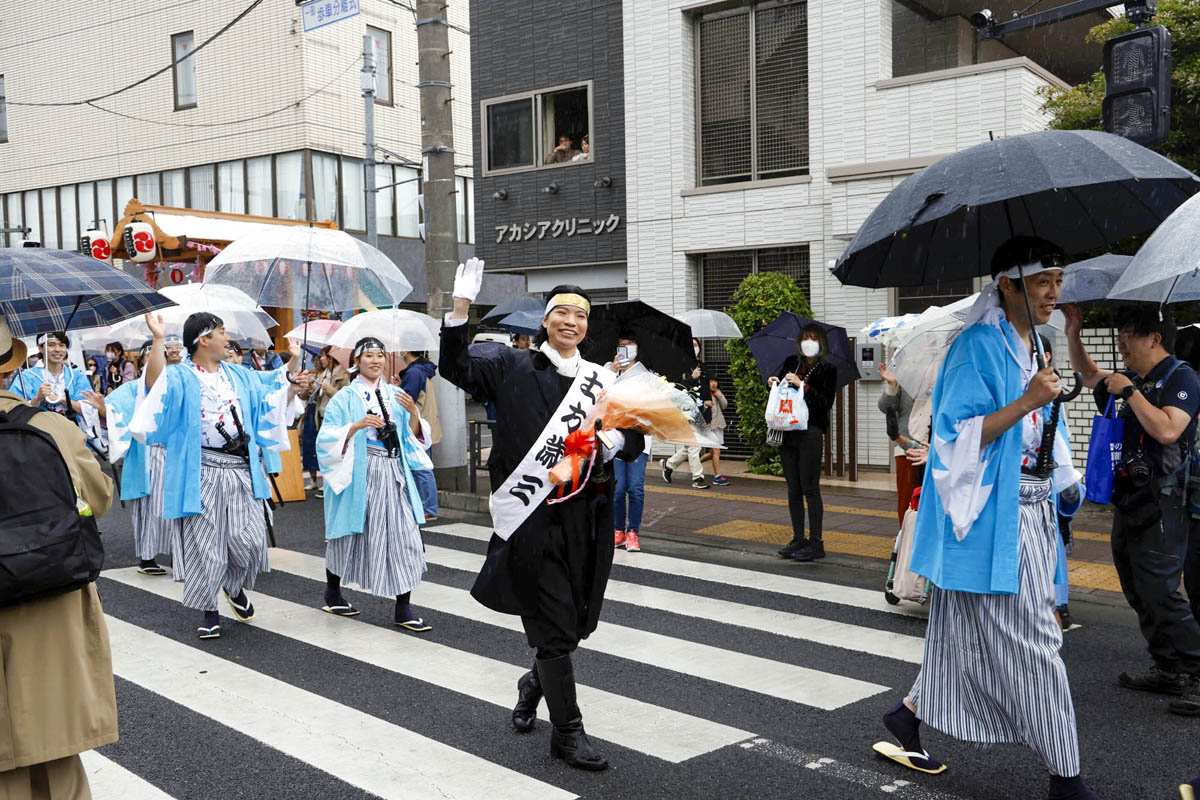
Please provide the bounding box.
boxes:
[0,403,105,607]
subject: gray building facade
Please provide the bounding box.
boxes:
[468,0,627,301]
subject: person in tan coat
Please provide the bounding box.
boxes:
[0,316,117,800]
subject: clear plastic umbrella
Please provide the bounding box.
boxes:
[203,227,413,313]
[675,309,743,339]
[282,318,343,348]
[1108,191,1200,303]
[328,309,439,354]
[860,313,923,348]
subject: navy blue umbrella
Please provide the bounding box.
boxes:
[832,130,1200,289]
[747,312,861,391]
[481,296,542,324]
[0,249,172,336]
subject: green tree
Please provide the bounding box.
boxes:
[724,272,812,475]
[1040,0,1200,174]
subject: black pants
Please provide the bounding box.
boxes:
[1187,516,1200,623]
[521,512,595,661]
[779,428,824,546]
[1112,488,1200,675]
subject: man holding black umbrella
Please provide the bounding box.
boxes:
[874,238,1097,800]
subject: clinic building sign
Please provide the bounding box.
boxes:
[493,215,621,244]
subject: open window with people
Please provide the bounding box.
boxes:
[482,82,593,175]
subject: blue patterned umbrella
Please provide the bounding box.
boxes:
[0,249,173,336]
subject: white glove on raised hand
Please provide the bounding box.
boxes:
[453,257,485,303]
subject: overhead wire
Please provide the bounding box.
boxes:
[7,0,264,107]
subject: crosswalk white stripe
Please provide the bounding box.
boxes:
[421,544,925,664]
[80,751,175,800]
[265,549,889,710]
[104,568,752,763]
[429,523,928,618]
[102,614,577,800]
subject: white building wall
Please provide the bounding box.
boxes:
[0,0,473,194]
[622,0,1068,467]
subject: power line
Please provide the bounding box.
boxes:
[7,0,264,107]
[84,57,360,129]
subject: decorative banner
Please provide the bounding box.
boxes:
[123,221,157,263]
[80,229,112,263]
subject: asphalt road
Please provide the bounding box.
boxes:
[88,492,1195,800]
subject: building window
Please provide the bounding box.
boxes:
[699,245,811,456]
[163,169,186,207]
[172,31,197,110]
[217,160,245,214]
[375,163,394,236]
[97,179,115,233]
[396,165,420,237]
[246,157,272,216]
[77,183,95,234]
[481,82,593,175]
[60,184,77,251]
[137,173,161,205]
[275,151,304,220]
[368,26,392,105]
[343,156,365,231]
[0,75,7,143]
[312,152,339,224]
[895,279,974,316]
[188,165,215,211]
[41,188,59,249]
[696,1,809,186]
[23,191,39,246]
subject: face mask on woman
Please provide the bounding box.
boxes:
[800,339,820,358]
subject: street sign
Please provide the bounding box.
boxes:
[300,0,360,33]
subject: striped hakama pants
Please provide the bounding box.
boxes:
[175,450,272,611]
[910,475,1080,777]
[326,448,427,598]
[130,444,180,561]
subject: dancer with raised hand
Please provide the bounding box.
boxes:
[316,336,432,630]
[440,258,646,771]
[872,238,1095,800]
[131,312,304,640]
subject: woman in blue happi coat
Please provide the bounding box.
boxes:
[131,312,303,640]
[317,336,431,631]
[874,238,1097,800]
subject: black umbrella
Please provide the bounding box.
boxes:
[747,312,861,391]
[585,301,697,385]
[481,296,542,325]
[832,130,1200,289]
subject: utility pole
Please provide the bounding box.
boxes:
[363,33,378,248]
[416,0,467,489]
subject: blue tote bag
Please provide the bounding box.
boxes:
[1084,395,1123,504]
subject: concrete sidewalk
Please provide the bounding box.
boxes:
[441,458,1123,600]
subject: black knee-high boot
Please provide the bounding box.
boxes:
[536,654,607,770]
[512,660,542,733]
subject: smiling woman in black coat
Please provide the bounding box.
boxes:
[440,261,643,772]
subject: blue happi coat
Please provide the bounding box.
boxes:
[104,380,150,501]
[910,313,1078,595]
[317,381,426,540]
[11,364,92,409]
[130,358,292,519]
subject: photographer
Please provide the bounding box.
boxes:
[1066,304,1200,716]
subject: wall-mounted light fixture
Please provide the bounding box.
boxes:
[491,189,508,200]
[593,176,612,188]
[542,183,558,194]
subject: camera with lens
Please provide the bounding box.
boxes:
[1123,450,1153,487]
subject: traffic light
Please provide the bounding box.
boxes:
[1103,24,1172,146]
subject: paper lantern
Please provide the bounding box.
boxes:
[79,229,112,263]
[122,221,157,263]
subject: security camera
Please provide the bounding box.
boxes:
[491,189,508,200]
[542,183,558,195]
[969,9,994,29]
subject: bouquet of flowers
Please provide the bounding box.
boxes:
[548,370,722,487]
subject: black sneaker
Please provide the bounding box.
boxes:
[791,540,826,562]
[659,459,673,484]
[692,477,710,489]
[1118,664,1190,696]
[778,540,806,558]
[1169,676,1200,716]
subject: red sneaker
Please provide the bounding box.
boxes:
[624,530,641,552]
[614,529,626,548]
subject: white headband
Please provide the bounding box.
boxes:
[995,258,1064,282]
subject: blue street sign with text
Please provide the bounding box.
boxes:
[301,0,360,33]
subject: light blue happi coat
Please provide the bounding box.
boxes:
[130,359,291,520]
[11,364,91,409]
[104,380,150,501]
[317,382,426,540]
[910,314,1076,595]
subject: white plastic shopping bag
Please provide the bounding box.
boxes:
[765,382,808,431]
